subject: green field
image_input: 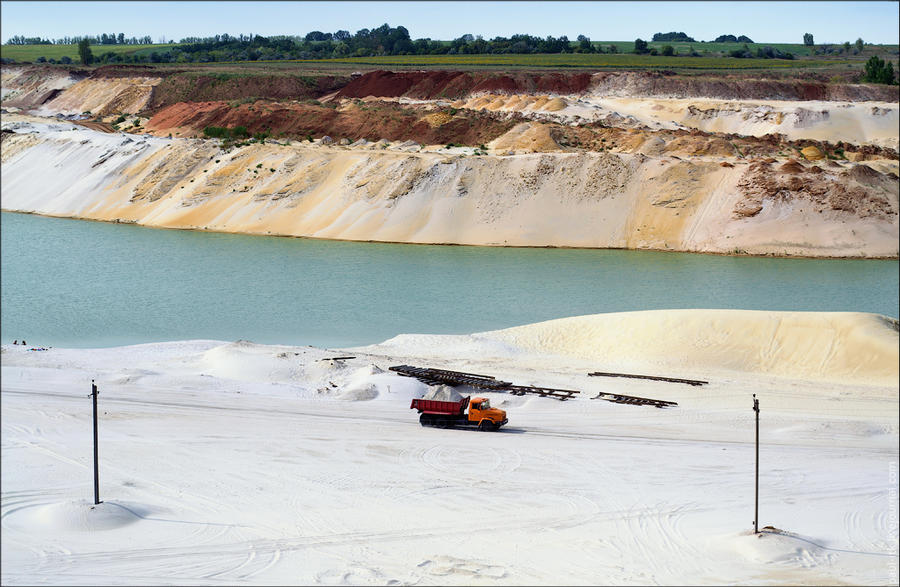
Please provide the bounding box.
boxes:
[0,43,181,62]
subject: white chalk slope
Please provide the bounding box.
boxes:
[2,309,898,585]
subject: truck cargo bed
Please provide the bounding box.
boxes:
[409,396,469,415]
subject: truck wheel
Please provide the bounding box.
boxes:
[479,421,495,431]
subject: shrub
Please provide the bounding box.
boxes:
[203,126,229,139]
[661,45,674,56]
[861,55,896,84]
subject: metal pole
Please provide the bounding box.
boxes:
[92,380,101,505]
[753,393,759,534]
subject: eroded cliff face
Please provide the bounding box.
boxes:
[2,117,897,257]
[1,66,898,257]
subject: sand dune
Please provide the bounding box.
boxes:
[481,310,900,386]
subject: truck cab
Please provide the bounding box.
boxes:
[467,397,508,430]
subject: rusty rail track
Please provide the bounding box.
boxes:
[389,365,579,401]
[588,371,708,386]
[590,391,678,408]
[390,365,678,407]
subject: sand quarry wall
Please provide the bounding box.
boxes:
[2,122,898,257]
[335,70,900,102]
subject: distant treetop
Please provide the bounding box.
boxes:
[714,34,754,43]
[652,32,696,42]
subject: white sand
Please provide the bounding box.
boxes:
[2,309,898,585]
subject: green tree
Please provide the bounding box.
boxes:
[661,44,674,56]
[77,38,93,65]
[855,37,865,52]
[576,34,594,53]
[861,55,896,84]
[633,38,648,54]
[803,32,814,46]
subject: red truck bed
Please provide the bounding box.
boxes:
[410,396,469,415]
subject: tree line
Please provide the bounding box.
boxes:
[5,23,897,84]
[57,25,625,65]
[6,33,154,46]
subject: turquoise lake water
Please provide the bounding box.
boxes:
[2,211,898,349]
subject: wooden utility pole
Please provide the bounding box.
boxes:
[753,393,759,533]
[91,380,101,505]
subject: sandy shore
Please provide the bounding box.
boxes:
[2,309,897,585]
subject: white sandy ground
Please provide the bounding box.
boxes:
[2,114,898,258]
[2,310,898,585]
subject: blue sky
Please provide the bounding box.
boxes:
[2,1,898,45]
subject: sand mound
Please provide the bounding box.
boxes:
[779,159,806,174]
[847,163,882,182]
[422,111,453,127]
[728,528,835,570]
[543,97,567,112]
[488,122,563,153]
[800,145,825,161]
[422,385,464,401]
[5,500,144,533]
[481,310,899,385]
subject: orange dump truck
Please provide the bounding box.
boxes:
[410,396,508,430]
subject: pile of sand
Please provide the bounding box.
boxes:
[800,145,825,161]
[422,385,464,401]
[543,97,567,112]
[422,111,453,127]
[488,122,563,153]
[481,310,899,385]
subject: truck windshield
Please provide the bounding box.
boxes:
[480,399,490,409]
